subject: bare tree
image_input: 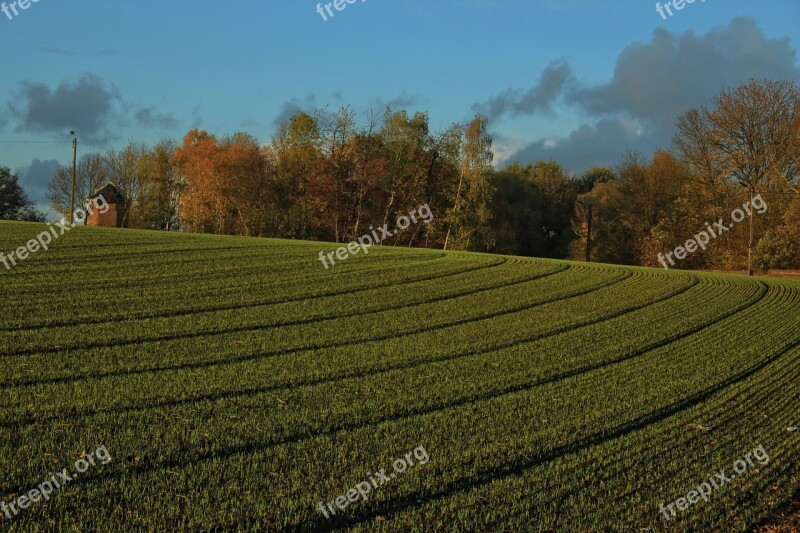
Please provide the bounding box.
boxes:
[47,154,108,219]
[105,142,149,227]
[709,79,800,192]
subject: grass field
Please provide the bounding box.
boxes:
[1,220,798,531]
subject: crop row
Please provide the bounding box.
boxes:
[3,275,793,530]
[1,257,566,353]
[1,227,797,531]
[0,242,435,299]
[2,264,636,382]
[0,253,470,329]
[0,274,772,462]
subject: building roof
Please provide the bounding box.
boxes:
[88,182,126,204]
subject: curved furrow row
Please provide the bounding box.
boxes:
[2,226,798,532]
[1,267,698,425]
[0,274,776,494]
[0,253,482,331]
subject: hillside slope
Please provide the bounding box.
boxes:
[0,221,798,531]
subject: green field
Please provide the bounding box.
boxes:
[1,220,798,531]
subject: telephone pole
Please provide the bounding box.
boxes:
[69,131,77,224]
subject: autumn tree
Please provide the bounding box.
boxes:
[318,107,359,242]
[754,192,800,270]
[572,151,687,265]
[674,108,732,217]
[707,79,800,193]
[341,113,386,242]
[172,130,222,233]
[379,109,431,233]
[443,114,495,251]
[270,113,323,239]
[573,177,632,265]
[675,79,800,269]
[131,139,182,230]
[217,132,269,237]
[638,151,697,267]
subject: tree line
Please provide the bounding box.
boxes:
[2,78,798,271]
[45,108,495,252]
[574,79,800,271]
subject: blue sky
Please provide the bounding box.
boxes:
[1,0,799,212]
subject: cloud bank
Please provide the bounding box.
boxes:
[481,17,800,172]
[5,74,178,146]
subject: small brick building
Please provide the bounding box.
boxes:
[87,182,127,228]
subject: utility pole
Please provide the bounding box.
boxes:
[69,131,77,224]
[748,184,754,276]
